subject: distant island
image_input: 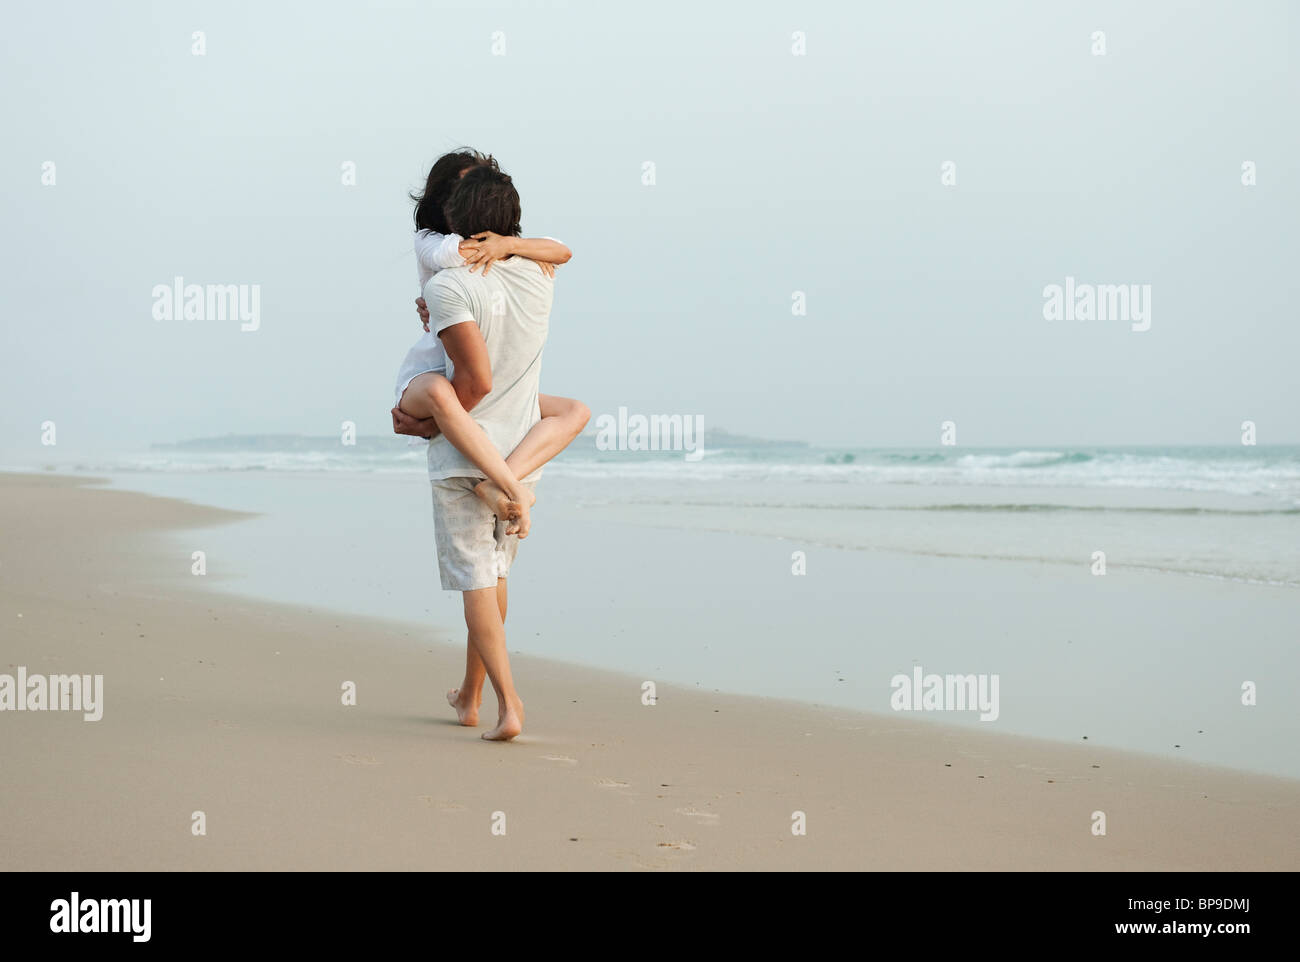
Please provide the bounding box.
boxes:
[151,434,406,451]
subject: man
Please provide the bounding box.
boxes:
[397,165,552,742]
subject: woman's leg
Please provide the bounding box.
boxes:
[472,394,591,510]
[513,394,593,477]
[400,372,533,536]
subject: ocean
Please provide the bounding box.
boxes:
[42,437,1300,506]
[29,438,1300,586]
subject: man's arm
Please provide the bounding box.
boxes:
[390,320,492,440]
[439,321,493,412]
[393,277,490,439]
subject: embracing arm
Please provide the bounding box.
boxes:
[507,236,571,265]
[389,320,491,440]
[414,230,468,273]
[413,233,569,326]
[461,232,571,275]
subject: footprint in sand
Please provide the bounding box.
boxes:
[657,840,697,851]
[541,754,578,765]
[596,777,631,789]
[336,753,380,766]
[674,807,720,824]
[210,719,240,730]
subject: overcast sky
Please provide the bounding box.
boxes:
[2,0,1296,461]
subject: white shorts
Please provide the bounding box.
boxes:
[430,477,535,592]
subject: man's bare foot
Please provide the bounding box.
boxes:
[474,480,536,539]
[481,697,524,741]
[446,688,480,727]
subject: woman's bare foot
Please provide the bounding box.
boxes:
[506,499,532,539]
[481,696,524,741]
[474,480,536,538]
[446,688,480,727]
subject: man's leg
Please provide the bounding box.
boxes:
[446,579,507,727]
[462,585,524,741]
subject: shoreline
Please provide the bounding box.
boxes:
[56,467,1300,779]
[2,471,1298,870]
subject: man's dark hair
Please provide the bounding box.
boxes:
[442,165,522,238]
[410,148,498,234]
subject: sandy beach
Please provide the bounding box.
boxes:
[1,471,1297,871]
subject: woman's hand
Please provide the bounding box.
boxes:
[460,231,516,275]
[415,297,430,332]
[532,259,556,278]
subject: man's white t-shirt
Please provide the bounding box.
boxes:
[424,255,552,482]
[394,231,563,405]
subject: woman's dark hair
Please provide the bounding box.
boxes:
[410,149,499,234]
[442,165,522,239]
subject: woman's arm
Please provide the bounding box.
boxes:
[414,229,468,273]
[509,236,571,265]
[461,232,571,275]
